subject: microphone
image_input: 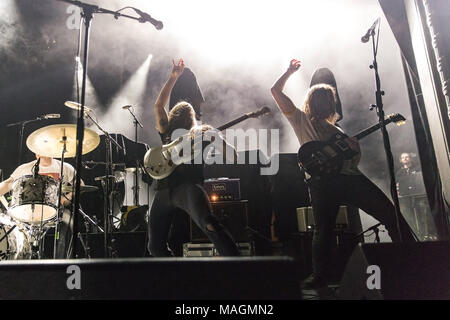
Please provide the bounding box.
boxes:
[122,105,132,110]
[37,113,61,120]
[361,18,380,43]
[131,7,163,30]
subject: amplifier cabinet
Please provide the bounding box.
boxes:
[190,200,248,242]
[203,178,241,202]
[297,206,353,232]
[183,242,254,257]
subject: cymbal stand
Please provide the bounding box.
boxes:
[53,132,67,258]
[83,111,122,258]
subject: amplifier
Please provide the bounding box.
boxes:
[183,242,254,257]
[203,178,241,202]
[190,200,248,242]
[297,206,353,232]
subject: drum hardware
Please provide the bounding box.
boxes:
[0,224,16,243]
[61,184,99,194]
[0,214,31,260]
[76,207,105,259]
[71,106,123,259]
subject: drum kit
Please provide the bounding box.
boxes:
[0,122,101,260]
[1,101,149,260]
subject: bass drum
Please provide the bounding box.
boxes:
[119,167,151,207]
[0,214,31,260]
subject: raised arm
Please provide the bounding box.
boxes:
[270,59,301,116]
[154,59,185,134]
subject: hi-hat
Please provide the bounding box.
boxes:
[26,124,100,158]
[64,101,94,113]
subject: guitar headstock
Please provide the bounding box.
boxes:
[247,106,271,119]
[386,113,406,126]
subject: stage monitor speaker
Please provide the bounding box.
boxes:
[338,241,450,299]
[0,257,301,299]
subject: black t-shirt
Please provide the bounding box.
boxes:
[156,130,208,190]
[397,165,425,196]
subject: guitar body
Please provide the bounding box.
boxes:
[143,106,271,180]
[143,146,176,180]
[297,132,357,177]
[297,113,406,177]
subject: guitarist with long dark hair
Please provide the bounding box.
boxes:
[271,59,415,289]
[147,58,239,257]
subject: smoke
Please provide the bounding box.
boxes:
[1,0,420,184]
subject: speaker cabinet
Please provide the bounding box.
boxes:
[190,200,249,242]
[338,241,450,299]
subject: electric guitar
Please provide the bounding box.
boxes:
[144,106,271,180]
[297,113,406,177]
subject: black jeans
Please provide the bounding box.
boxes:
[148,182,240,256]
[308,174,415,278]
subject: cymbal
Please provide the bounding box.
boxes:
[26,124,100,158]
[62,185,99,194]
[65,101,94,113]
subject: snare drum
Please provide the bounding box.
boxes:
[0,213,31,260]
[8,175,59,224]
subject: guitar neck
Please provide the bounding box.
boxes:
[354,119,394,140]
[216,114,250,131]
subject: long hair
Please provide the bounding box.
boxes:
[168,101,197,134]
[302,84,339,124]
[310,68,342,121]
[169,67,205,120]
[167,101,211,138]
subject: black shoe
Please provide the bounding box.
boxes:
[301,273,328,290]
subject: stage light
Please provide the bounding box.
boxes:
[109,54,153,110]
[94,54,153,136]
[0,0,20,50]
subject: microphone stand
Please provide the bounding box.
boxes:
[355,223,382,243]
[55,0,159,258]
[366,24,404,242]
[7,116,52,166]
[125,107,144,206]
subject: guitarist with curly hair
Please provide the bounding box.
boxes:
[147,58,239,257]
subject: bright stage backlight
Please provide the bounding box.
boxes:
[134,0,382,66]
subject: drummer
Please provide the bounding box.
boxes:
[0,154,80,204]
[0,153,82,258]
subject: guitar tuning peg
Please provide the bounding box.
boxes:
[369,104,377,111]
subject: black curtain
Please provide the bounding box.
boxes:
[379,0,449,239]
